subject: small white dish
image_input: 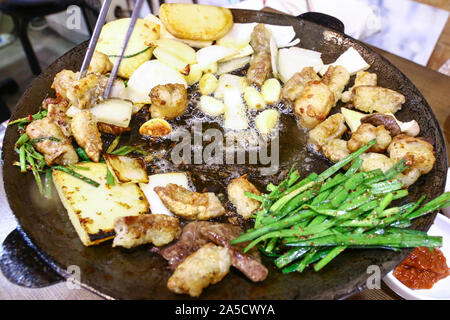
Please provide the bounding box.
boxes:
[383,213,450,300]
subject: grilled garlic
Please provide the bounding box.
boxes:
[199,73,219,95]
[199,95,226,116]
[255,109,279,135]
[184,63,203,86]
[261,78,281,104]
[243,86,266,110]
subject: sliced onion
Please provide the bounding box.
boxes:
[196,45,238,70]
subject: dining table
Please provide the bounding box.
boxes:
[0,7,449,300]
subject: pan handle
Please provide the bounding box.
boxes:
[0,229,63,288]
[297,12,345,34]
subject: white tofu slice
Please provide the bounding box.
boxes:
[52,162,149,246]
[139,172,190,216]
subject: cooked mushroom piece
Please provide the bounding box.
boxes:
[360,113,401,136]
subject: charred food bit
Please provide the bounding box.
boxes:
[113,214,181,248]
[154,183,226,220]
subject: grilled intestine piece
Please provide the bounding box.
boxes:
[154,183,226,220]
[51,70,108,109]
[149,83,188,120]
[351,86,405,114]
[227,176,261,220]
[294,81,334,130]
[70,110,102,162]
[167,243,231,297]
[280,67,320,102]
[341,70,377,103]
[247,24,272,86]
[321,65,350,103]
[322,139,350,164]
[43,97,72,137]
[308,113,347,150]
[347,123,392,153]
[112,214,181,248]
[153,221,268,282]
[25,117,78,166]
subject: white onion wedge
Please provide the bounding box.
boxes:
[219,44,254,62]
[319,47,370,76]
[153,46,190,75]
[152,39,197,64]
[217,56,251,75]
[127,60,187,104]
[270,36,279,78]
[223,86,248,130]
[196,45,238,70]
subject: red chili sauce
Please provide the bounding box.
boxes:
[393,247,450,289]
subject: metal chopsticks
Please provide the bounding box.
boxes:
[103,0,145,99]
[78,0,112,80]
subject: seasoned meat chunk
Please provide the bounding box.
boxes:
[280,67,320,102]
[352,86,405,114]
[359,153,395,173]
[88,51,113,75]
[51,70,108,109]
[25,117,78,166]
[294,81,334,129]
[43,97,72,137]
[71,110,102,162]
[152,221,268,282]
[308,113,347,150]
[167,243,231,297]
[154,183,226,220]
[247,52,271,87]
[323,139,350,163]
[321,65,350,103]
[227,176,261,220]
[149,83,188,120]
[250,23,271,54]
[113,214,181,248]
[341,71,377,103]
[388,134,436,175]
[347,123,392,153]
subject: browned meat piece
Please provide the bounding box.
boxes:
[250,23,271,54]
[43,97,72,137]
[70,110,102,162]
[246,52,271,87]
[341,70,377,103]
[323,139,350,163]
[308,113,347,150]
[88,51,113,75]
[51,70,108,109]
[154,183,225,220]
[97,122,131,136]
[321,65,350,103]
[227,175,261,220]
[152,221,268,282]
[149,83,188,120]
[167,243,231,297]
[352,86,405,114]
[294,81,334,129]
[113,214,181,248]
[347,123,392,153]
[25,117,78,166]
[280,67,320,102]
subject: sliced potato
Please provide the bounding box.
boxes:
[199,95,226,116]
[95,18,159,79]
[159,3,233,41]
[243,86,266,110]
[261,78,281,104]
[104,154,148,184]
[255,109,279,135]
[152,46,190,75]
[184,63,203,86]
[90,99,133,128]
[152,39,197,65]
[127,60,187,104]
[199,73,219,95]
[139,118,172,137]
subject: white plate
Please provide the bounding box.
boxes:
[383,213,450,300]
